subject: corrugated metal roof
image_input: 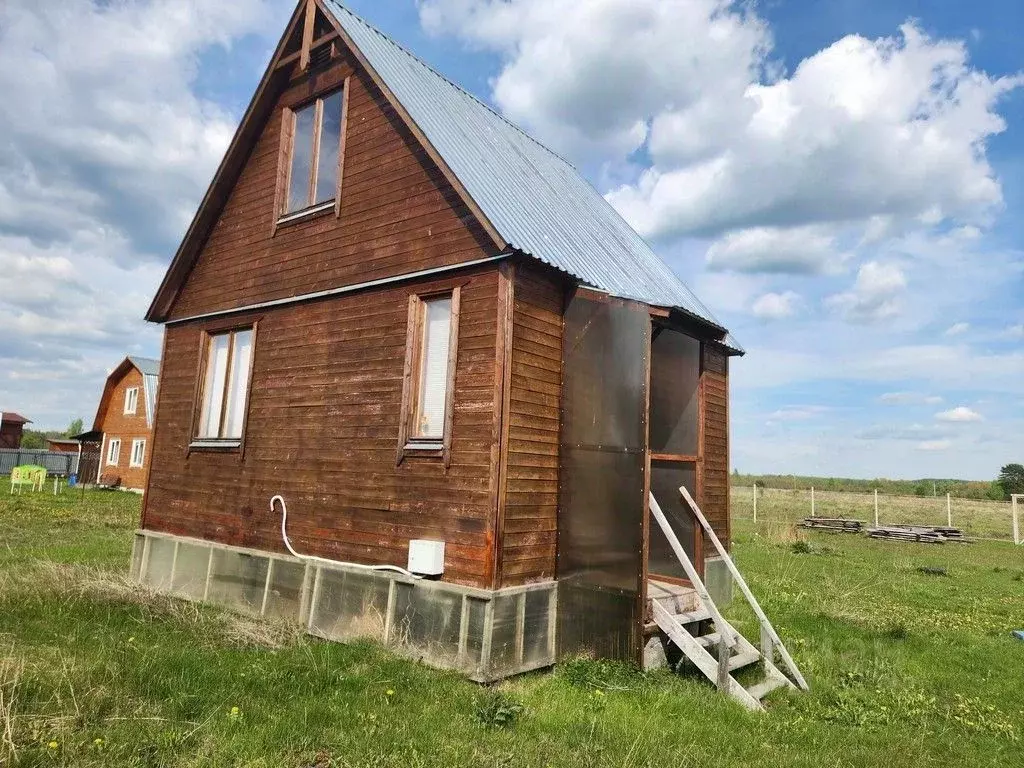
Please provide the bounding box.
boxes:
[142,374,159,428]
[324,1,742,354]
[127,357,160,426]
[129,356,160,377]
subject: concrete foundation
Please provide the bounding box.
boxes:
[131,530,556,682]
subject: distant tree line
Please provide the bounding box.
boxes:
[18,418,84,449]
[732,467,1022,501]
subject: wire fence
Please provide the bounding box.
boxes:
[730,485,1020,543]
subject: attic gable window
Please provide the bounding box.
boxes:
[281,88,345,219]
[124,387,139,415]
[194,327,255,446]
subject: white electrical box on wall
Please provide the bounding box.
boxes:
[408,539,445,576]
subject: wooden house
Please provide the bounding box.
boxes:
[0,412,30,449]
[91,356,160,491]
[132,2,803,701]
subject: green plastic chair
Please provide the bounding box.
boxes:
[9,465,46,494]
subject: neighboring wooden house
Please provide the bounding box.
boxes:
[0,412,30,449]
[91,357,160,491]
[132,2,802,701]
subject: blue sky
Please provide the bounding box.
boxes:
[0,0,1021,480]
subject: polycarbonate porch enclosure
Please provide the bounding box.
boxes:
[647,325,702,584]
[556,289,706,666]
[557,290,648,662]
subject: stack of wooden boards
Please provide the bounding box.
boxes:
[800,517,863,533]
[866,525,966,544]
[800,517,968,544]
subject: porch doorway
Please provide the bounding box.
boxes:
[647,324,702,584]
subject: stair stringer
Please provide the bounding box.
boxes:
[651,600,762,711]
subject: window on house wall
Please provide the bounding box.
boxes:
[399,290,460,460]
[283,88,345,216]
[130,439,146,468]
[124,387,138,415]
[107,438,121,466]
[196,328,255,443]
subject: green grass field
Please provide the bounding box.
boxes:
[1,489,1023,767]
[731,486,1017,540]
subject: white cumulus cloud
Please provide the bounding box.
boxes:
[421,1,1020,280]
[825,261,907,322]
[706,226,848,274]
[0,0,275,427]
[935,406,983,422]
[751,291,800,320]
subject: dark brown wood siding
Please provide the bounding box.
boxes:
[499,263,564,586]
[167,50,495,321]
[144,266,500,587]
[700,346,730,552]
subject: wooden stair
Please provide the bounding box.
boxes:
[648,488,809,711]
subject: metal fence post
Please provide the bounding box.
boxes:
[946,492,952,528]
[752,485,758,523]
[811,486,816,517]
[874,489,879,527]
[1013,495,1021,546]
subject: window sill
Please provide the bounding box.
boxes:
[275,200,335,229]
[402,441,444,459]
[189,439,241,451]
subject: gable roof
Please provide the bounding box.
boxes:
[129,356,160,377]
[0,412,31,425]
[323,1,739,352]
[148,0,740,353]
[92,356,161,431]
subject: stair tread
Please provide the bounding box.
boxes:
[695,632,721,648]
[747,675,789,700]
[674,608,712,624]
[727,650,761,671]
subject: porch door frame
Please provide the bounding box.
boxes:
[642,319,705,589]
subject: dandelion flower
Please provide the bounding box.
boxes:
[48,741,58,749]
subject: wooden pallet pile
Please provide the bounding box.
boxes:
[866,525,966,544]
[800,517,864,533]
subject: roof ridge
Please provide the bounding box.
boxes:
[324,0,576,169]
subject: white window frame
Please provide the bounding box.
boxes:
[193,326,256,447]
[124,387,139,415]
[107,438,121,466]
[129,438,146,468]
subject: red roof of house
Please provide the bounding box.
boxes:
[0,412,31,425]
